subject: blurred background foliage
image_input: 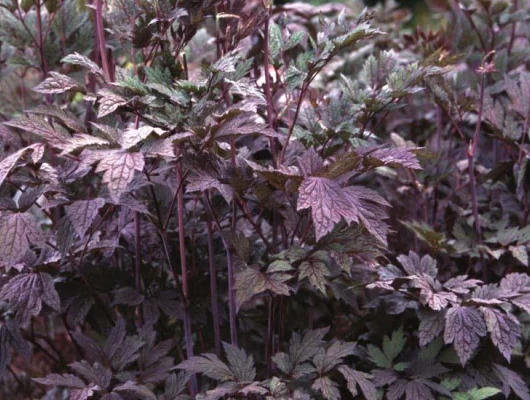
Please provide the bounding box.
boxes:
[279,0,447,29]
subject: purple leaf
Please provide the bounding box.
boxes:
[88,150,145,201]
[338,365,377,400]
[492,364,530,400]
[297,177,389,242]
[397,251,438,277]
[312,376,340,400]
[97,90,128,118]
[65,198,105,240]
[443,306,487,365]
[0,212,44,271]
[33,72,84,94]
[480,307,520,362]
[0,144,46,188]
[418,311,445,347]
[177,354,234,381]
[222,342,256,382]
[33,373,86,388]
[0,273,60,327]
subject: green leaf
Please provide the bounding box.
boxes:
[468,387,502,400]
[367,344,391,368]
[268,22,282,61]
[383,327,406,362]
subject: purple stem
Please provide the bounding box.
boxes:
[204,193,221,356]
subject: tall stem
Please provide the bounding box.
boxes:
[204,193,221,356]
[95,0,111,81]
[204,196,238,346]
[279,80,309,164]
[263,8,277,166]
[468,73,486,280]
[177,158,197,395]
[35,0,48,77]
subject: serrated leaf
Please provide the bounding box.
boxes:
[468,387,501,400]
[285,65,306,90]
[397,251,438,277]
[444,306,487,365]
[509,245,529,266]
[177,354,234,381]
[267,260,294,273]
[297,176,389,242]
[418,311,446,347]
[4,116,69,143]
[290,328,328,366]
[312,376,340,400]
[492,364,530,400]
[0,272,60,327]
[33,373,86,388]
[70,387,95,400]
[33,72,84,94]
[222,342,255,382]
[480,307,519,362]
[114,381,156,400]
[65,198,105,239]
[69,361,112,390]
[338,365,377,400]
[28,105,86,133]
[211,50,240,73]
[0,212,44,270]
[314,341,356,373]
[62,52,105,78]
[0,144,44,188]
[383,327,406,362]
[210,111,276,140]
[357,146,422,170]
[161,372,190,400]
[298,257,330,294]
[120,125,165,150]
[61,134,111,155]
[410,275,458,311]
[93,150,145,201]
[367,344,392,368]
[235,266,292,310]
[97,90,128,118]
[444,275,482,294]
[112,287,145,306]
[269,22,282,60]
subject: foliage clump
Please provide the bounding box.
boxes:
[0,0,529,399]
